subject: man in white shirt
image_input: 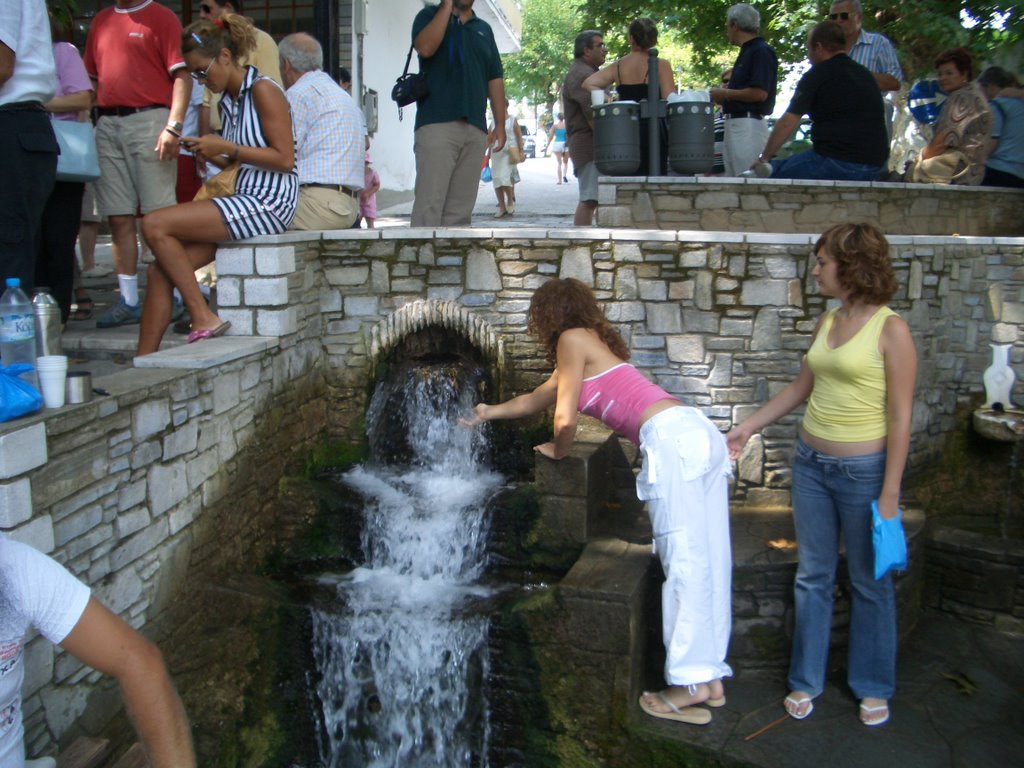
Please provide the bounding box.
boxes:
[0,535,195,768]
[280,33,365,231]
[0,0,59,289]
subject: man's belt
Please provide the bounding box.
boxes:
[723,112,764,120]
[0,101,44,112]
[300,183,359,197]
[95,105,166,118]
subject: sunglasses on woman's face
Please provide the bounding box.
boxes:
[191,58,215,82]
[200,4,213,14]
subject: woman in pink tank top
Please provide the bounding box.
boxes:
[462,278,734,726]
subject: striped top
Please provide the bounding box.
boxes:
[217,66,297,234]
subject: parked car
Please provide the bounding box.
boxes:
[519,123,536,158]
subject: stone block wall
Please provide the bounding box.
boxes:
[0,243,327,759]
[3,225,1023,757]
[307,229,1024,508]
[596,177,1024,237]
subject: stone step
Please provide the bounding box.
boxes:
[55,736,110,768]
[108,744,148,768]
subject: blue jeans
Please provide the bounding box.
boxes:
[771,149,882,181]
[788,439,897,700]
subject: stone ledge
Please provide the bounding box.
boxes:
[132,336,278,370]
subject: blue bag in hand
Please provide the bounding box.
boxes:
[0,364,43,422]
[481,164,492,183]
[871,500,907,580]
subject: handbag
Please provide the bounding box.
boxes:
[907,150,970,184]
[391,43,429,121]
[871,500,908,580]
[507,144,524,165]
[53,120,100,183]
[193,162,240,202]
[480,164,492,183]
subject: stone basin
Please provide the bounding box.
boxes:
[972,408,1024,442]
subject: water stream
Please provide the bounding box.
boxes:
[309,360,502,767]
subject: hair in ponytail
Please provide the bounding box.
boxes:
[182,12,255,60]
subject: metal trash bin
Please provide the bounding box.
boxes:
[667,101,714,174]
[594,101,641,176]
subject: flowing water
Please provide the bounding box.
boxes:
[309,361,502,767]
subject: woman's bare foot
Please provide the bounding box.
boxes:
[639,683,710,714]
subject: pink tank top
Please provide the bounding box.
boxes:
[577,363,676,445]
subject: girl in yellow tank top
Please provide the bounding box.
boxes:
[727,223,917,729]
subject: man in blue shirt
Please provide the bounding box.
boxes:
[410,0,506,227]
[709,4,778,177]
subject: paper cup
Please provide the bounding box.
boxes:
[591,90,605,106]
[36,355,68,409]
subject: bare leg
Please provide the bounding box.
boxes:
[108,214,138,277]
[78,221,99,271]
[138,201,227,354]
[574,201,597,226]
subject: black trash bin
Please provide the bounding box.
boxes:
[668,100,714,175]
[594,101,641,176]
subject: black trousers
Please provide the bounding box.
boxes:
[0,108,58,290]
[36,181,85,323]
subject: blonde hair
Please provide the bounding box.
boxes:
[182,12,255,60]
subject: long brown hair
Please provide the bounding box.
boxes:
[527,278,630,364]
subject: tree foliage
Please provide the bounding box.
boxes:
[581,0,1021,80]
[503,0,591,110]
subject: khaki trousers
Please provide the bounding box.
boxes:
[411,120,488,227]
[290,186,359,231]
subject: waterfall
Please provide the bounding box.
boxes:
[311,359,501,767]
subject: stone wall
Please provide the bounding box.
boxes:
[0,246,327,759]
[596,177,1024,237]
[3,225,1023,757]
[309,229,1024,508]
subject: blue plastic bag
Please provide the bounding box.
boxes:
[871,500,907,580]
[481,164,492,183]
[0,364,43,422]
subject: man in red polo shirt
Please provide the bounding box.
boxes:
[84,0,190,328]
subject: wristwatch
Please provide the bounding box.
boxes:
[166,120,184,134]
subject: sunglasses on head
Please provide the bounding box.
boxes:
[828,11,851,20]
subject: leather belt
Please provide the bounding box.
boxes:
[723,112,764,120]
[95,105,166,117]
[0,101,44,112]
[300,183,359,197]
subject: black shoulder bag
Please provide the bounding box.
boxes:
[391,42,429,120]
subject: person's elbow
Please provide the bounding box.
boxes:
[118,632,170,687]
[749,88,769,103]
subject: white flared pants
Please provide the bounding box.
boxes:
[636,406,733,685]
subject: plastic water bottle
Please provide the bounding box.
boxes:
[0,278,39,388]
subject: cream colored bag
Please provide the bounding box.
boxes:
[907,150,970,184]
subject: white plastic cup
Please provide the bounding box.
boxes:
[36,355,68,409]
[591,90,605,107]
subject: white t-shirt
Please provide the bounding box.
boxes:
[0,0,57,105]
[0,536,90,768]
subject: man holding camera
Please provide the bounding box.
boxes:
[409,0,506,227]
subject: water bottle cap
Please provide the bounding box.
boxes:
[5,278,19,287]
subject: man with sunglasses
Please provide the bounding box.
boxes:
[562,29,607,226]
[196,0,281,139]
[828,1,901,94]
[83,0,190,329]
